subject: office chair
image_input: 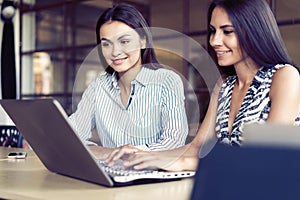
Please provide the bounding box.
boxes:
[0,125,23,148]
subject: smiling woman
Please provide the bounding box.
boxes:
[105,0,300,172]
[99,21,145,78]
[68,3,189,159]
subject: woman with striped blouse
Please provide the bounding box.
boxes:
[69,3,189,158]
[106,0,300,171]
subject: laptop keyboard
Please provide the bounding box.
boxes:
[97,159,196,183]
[98,159,155,176]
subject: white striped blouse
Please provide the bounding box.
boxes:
[69,67,189,151]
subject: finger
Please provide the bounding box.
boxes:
[113,147,138,161]
[106,146,138,165]
[105,149,121,165]
[107,145,129,162]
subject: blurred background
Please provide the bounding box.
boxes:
[0,0,299,129]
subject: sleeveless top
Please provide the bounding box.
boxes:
[215,64,300,146]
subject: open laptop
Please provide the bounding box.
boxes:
[242,122,300,148]
[190,123,300,199]
[0,98,195,187]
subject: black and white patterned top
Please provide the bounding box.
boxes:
[215,64,300,146]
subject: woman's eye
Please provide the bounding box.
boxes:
[209,27,216,34]
[120,40,130,45]
[224,30,234,35]
[101,42,111,47]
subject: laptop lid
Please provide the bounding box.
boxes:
[0,98,114,187]
[191,124,300,200]
[243,122,300,148]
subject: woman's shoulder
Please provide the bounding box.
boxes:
[272,64,299,79]
[85,71,113,89]
[269,64,300,94]
[258,64,299,81]
[157,67,181,76]
[143,67,182,82]
[145,66,178,74]
[94,71,112,81]
[272,63,299,72]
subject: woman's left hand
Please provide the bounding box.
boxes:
[105,144,141,165]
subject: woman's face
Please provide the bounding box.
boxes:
[100,21,145,73]
[209,6,243,67]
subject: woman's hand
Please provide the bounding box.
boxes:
[106,144,199,171]
[88,144,140,160]
[123,151,195,171]
[106,144,141,165]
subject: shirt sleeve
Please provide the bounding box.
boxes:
[68,80,96,145]
[136,71,189,151]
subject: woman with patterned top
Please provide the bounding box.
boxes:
[69,3,188,159]
[106,0,300,171]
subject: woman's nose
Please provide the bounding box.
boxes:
[112,43,122,57]
[210,33,223,46]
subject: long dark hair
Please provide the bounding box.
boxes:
[207,0,295,75]
[96,3,160,74]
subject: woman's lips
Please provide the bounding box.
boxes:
[215,50,231,57]
[112,57,127,65]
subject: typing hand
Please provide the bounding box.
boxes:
[113,144,199,172]
[107,147,182,171]
[120,151,181,171]
[106,144,140,167]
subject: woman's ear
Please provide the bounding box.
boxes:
[140,37,146,49]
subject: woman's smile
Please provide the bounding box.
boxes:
[111,57,128,65]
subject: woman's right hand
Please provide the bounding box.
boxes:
[106,144,199,171]
[124,151,198,171]
[105,144,141,166]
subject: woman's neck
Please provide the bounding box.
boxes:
[234,59,259,87]
[118,66,142,93]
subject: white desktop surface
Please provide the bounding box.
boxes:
[0,147,194,200]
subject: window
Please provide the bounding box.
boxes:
[18,0,300,122]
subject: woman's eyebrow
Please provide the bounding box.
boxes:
[209,24,234,29]
[100,38,111,42]
[117,34,132,40]
[100,34,132,42]
[220,24,234,29]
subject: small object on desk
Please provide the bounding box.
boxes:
[7,152,27,159]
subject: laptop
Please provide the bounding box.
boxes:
[0,98,195,187]
[242,122,300,148]
[190,123,300,200]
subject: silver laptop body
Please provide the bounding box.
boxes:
[0,98,195,187]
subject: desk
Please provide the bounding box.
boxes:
[0,147,194,200]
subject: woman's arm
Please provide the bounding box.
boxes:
[135,71,189,151]
[123,143,200,171]
[268,65,300,123]
[106,79,223,171]
[69,80,96,145]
